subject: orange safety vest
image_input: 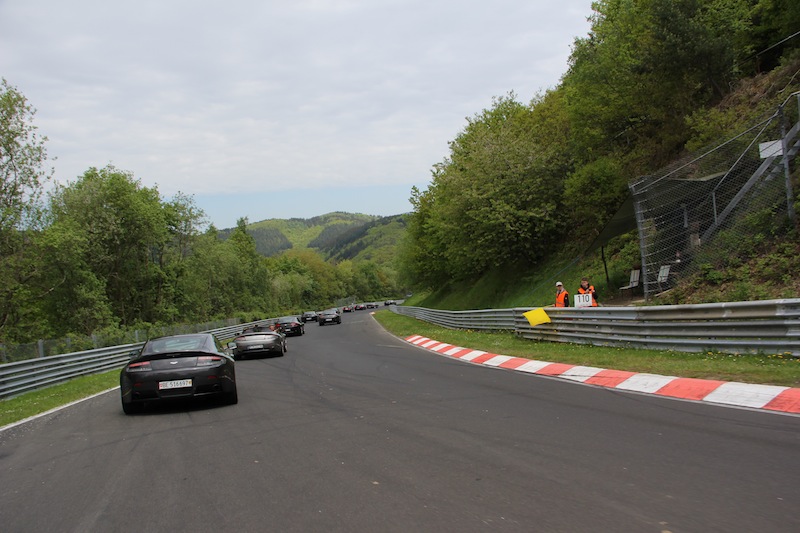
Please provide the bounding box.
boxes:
[555,290,569,307]
[578,285,598,306]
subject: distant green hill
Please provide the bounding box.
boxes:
[218,211,406,266]
[315,214,408,265]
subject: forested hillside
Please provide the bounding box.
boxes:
[217,212,381,257]
[314,215,407,265]
[398,0,800,305]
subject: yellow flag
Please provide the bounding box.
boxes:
[523,308,551,327]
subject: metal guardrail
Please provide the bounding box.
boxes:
[392,299,800,356]
[0,319,272,400]
[392,306,518,331]
[0,344,142,400]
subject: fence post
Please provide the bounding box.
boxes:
[779,106,797,223]
[38,339,45,358]
[631,187,650,300]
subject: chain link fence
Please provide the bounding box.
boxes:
[630,91,799,299]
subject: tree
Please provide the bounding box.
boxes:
[748,0,800,72]
[400,94,568,284]
[47,166,170,328]
[177,231,247,320]
[164,192,207,263]
[564,0,752,169]
[36,219,116,335]
[0,79,51,236]
[0,79,53,341]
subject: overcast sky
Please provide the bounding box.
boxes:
[1,0,593,229]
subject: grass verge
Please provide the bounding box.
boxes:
[373,311,800,387]
[0,370,119,428]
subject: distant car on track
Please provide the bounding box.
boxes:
[342,305,353,312]
[354,303,366,311]
[120,333,238,414]
[277,316,305,336]
[228,330,287,360]
[318,308,342,325]
[301,311,318,322]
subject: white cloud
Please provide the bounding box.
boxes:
[1,0,593,225]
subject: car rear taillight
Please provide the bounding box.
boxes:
[127,361,152,372]
[197,356,223,366]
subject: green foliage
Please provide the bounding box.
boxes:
[246,227,293,256]
[402,93,569,284]
[323,215,407,264]
[215,211,405,302]
[397,186,452,289]
[747,0,800,72]
[698,263,727,285]
[564,0,750,168]
[410,229,640,311]
[563,156,629,237]
[0,78,51,233]
[0,79,53,342]
[242,211,378,250]
[686,51,800,151]
[46,166,171,330]
[399,0,800,306]
[307,222,365,251]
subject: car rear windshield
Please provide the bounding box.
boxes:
[142,335,209,355]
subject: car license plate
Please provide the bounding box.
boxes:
[248,344,263,349]
[159,379,192,390]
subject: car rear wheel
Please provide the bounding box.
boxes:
[122,400,143,415]
[224,387,238,405]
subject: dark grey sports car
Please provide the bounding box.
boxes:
[120,333,238,414]
[276,316,305,336]
[228,330,287,359]
[317,308,341,325]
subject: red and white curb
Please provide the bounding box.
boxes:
[405,335,800,415]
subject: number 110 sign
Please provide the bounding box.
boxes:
[574,293,593,308]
